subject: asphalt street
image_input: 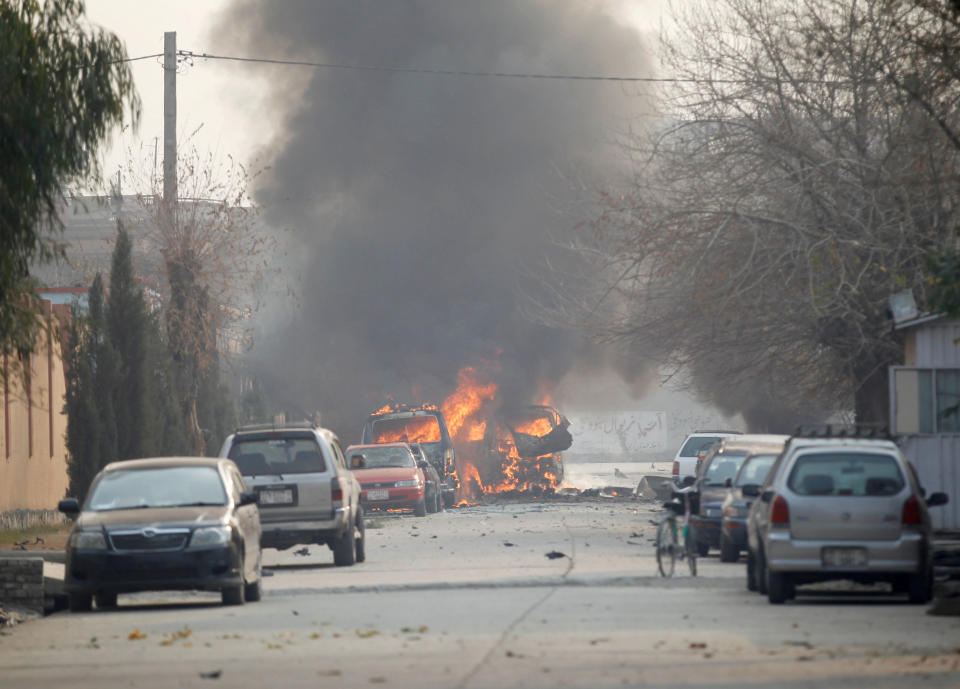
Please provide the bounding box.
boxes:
[2,465,959,688]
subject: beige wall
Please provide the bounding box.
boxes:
[0,302,69,512]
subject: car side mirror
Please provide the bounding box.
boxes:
[724,477,732,488]
[741,484,760,498]
[239,490,259,507]
[926,492,949,508]
[350,455,366,469]
[760,490,774,503]
[58,498,80,515]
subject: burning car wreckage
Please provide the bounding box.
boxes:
[361,402,574,505]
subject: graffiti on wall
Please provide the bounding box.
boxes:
[566,411,667,455]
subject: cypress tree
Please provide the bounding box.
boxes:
[64,275,119,500]
[107,223,156,459]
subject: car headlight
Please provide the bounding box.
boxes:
[394,479,420,488]
[70,531,107,550]
[188,526,231,549]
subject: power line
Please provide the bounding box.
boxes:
[175,50,687,83]
[117,48,866,87]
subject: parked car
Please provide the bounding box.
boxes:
[745,431,949,604]
[218,422,364,566]
[693,434,788,559]
[346,442,428,516]
[57,457,262,611]
[362,406,458,507]
[719,451,781,562]
[409,442,443,513]
[672,430,741,485]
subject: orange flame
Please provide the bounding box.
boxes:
[441,367,498,439]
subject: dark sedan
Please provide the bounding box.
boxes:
[58,457,262,611]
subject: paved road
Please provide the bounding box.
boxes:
[2,490,960,688]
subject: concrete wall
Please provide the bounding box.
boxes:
[0,302,70,512]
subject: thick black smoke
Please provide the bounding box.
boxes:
[213,2,651,440]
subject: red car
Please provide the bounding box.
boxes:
[346,443,428,516]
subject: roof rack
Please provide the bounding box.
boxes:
[234,421,317,433]
[792,424,895,440]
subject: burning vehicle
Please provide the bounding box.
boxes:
[361,405,459,508]
[470,405,573,493]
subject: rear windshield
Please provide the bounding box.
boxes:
[372,416,441,443]
[88,466,226,511]
[787,452,905,496]
[679,436,721,457]
[228,437,327,475]
[347,445,415,468]
[703,452,747,485]
[735,454,777,486]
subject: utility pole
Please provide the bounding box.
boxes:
[163,31,177,207]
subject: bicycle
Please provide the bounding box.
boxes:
[655,478,699,577]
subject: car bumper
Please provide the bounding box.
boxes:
[361,486,424,510]
[765,530,926,574]
[693,516,721,547]
[64,544,241,594]
[259,507,350,547]
[722,517,748,547]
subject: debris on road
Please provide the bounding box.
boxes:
[199,670,222,680]
[545,551,566,560]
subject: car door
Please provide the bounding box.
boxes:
[227,465,260,580]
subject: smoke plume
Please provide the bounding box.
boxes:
[213,1,652,439]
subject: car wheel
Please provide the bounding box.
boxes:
[767,570,793,604]
[414,498,427,517]
[697,541,710,557]
[94,592,117,609]
[746,549,757,591]
[222,583,245,606]
[720,535,739,563]
[907,565,933,604]
[333,519,357,566]
[756,548,769,595]
[69,593,92,612]
[355,509,366,563]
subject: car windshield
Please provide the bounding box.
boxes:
[350,446,415,468]
[787,452,905,496]
[735,454,777,486]
[227,437,327,475]
[371,416,441,443]
[87,466,227,511]
[679,436,722,457]
[703,452,747,485]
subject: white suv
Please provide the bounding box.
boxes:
[672,430,741,484]
[218,423,365,566]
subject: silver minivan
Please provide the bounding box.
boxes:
[745,435,948,604]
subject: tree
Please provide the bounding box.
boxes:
[126,144,275,455]
[107,223,156,458]
[1,0,138,359]
[64,274,118,499]
[539,0,960,429]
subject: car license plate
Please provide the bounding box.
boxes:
[367,489,390,501]
[259,488,294,505]
[822,547,868,568]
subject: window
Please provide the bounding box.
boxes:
[892,367,960,434]
[787,452,904,497]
